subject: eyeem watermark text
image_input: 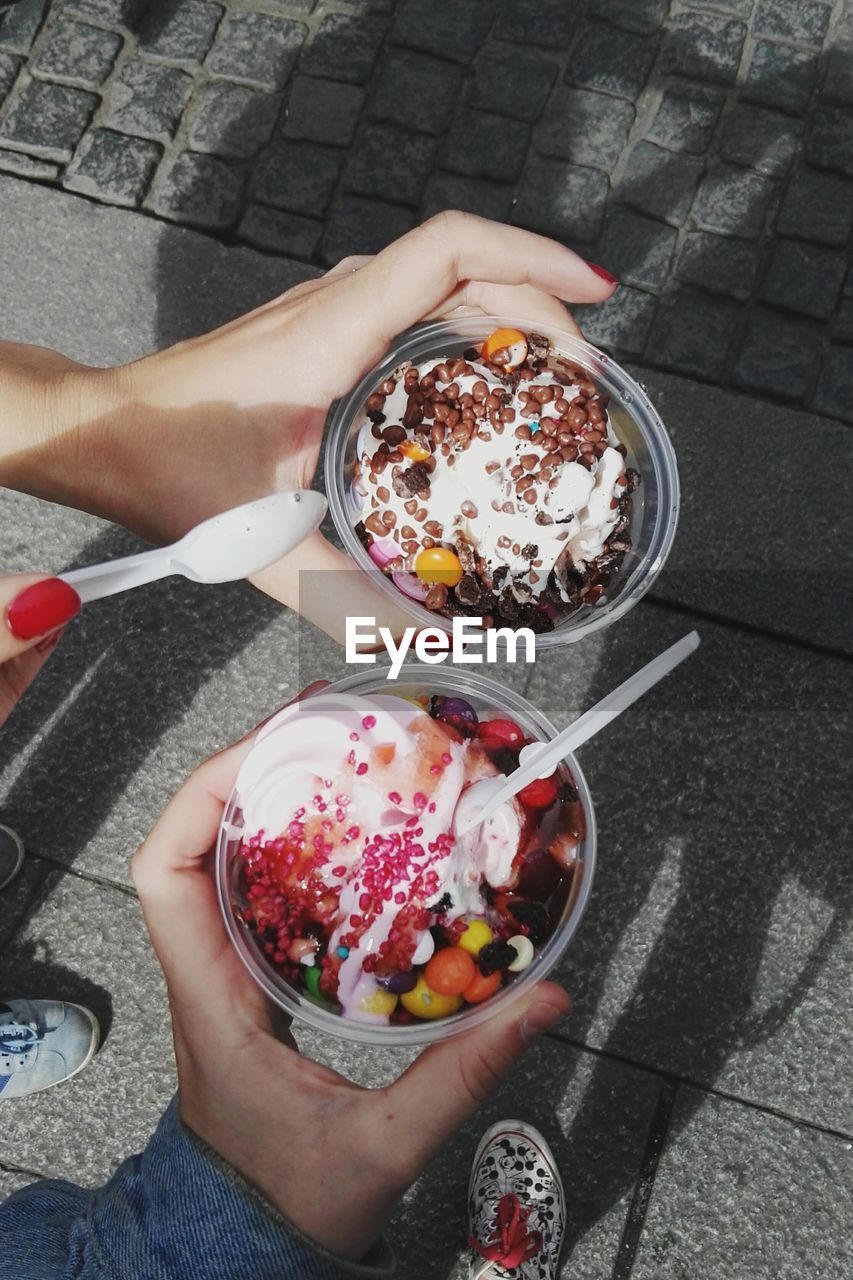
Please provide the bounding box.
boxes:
[346,616,536,680]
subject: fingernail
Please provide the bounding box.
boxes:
[520,1001,565,1046]
[588,262,619,286]
[35,626,66,655]
[7,579,81,641]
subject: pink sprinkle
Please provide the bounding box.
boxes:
[394,892,406,905]
[413,792,427,810]
[430,764,441,775]
[388,790,402,805]
[324,778,333,789]
[356,762,368,776]
[441,752,452,765]
[335,794,350,806]
[345,825,361,841]
[350,914,362,927]
[347,749,356,765]
[428,802,436,814]
[332,865,346,877]
[294,807,305,819]
[312,795,323,806]
[350,731,360,742]
[362,715,376,730]
[288,821,303,839]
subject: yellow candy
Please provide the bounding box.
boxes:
[415,547,463,587]
[458,919,494,958]
[399,441,431,462]
[482,327,528,370]
[358,990,398,1017]
[399,975,463,1020]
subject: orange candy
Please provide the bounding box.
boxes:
[463,969,502,1004]
[415,547,463,587]
[482,327,528,370]
[425,946,476,996]
[399,440,431,462]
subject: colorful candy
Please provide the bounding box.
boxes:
[400,975,463,1020]
[358,989,398,1017]
[507,935,535,972]
[399,440,431,462]
[415,547,463,587]
[477,718,525,749]
[517,773,559,810]
[482,327,528,370]
[463,970,502,1004]
[458,919,493,957]
[425,946,476,996]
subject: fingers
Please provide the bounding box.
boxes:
[0,631,64,728]
[0,574,80,665]
[306,213,617,378]
[380,982,571,1180]
[251,529,419,646]
[427,282,586,338]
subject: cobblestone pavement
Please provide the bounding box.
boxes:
[1,0,853,418]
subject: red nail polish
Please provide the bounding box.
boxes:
[588,262,619,286]
[6,579,81,641]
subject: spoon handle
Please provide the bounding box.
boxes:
[61,546,176,604]
[456,630,700,836]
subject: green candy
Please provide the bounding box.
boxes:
[303,963,336,1010]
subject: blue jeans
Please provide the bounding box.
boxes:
[0,1096,393,1279]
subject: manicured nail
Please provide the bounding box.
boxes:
[588,262,619,286]
[6,579,81,641]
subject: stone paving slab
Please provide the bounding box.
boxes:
[2,173,851,665]
[627,365,853,656]
[297,1026,663,1279]
[0,862,176,1184]
[631,1089,853,1279]
[2,0,853,417]
[0,852,661,1278]
[527,603,853,1135]
[0,1166,38,1196]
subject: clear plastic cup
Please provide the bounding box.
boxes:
[216,665,596,1047]
[324,315,679,647]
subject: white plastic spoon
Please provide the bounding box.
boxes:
[61,490,327,605]
[455,630,700,837]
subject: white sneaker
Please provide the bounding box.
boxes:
[467,1120,566,1280]
[0,824,25,893]
[0,999,99,1100]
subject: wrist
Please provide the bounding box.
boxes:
[0,342,131,519]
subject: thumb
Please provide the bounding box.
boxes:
[251,530,417,645]
[0,574,80,664]
[380,982,570,1178]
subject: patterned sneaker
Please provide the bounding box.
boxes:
[467,1120,566,1280]
[0,999,99,1100]
[0,825,25,893]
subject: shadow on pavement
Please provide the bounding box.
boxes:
[1,1,849,1274]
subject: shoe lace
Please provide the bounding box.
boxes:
[0,1021,40,1056]
[470,1192,543,1272]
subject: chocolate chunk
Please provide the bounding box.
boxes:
[429,892,454,915]
[521,543,538,559]
[477,939,518,977]
[402,462,431,495]
[456,573,482,607]
[507,899,549,945]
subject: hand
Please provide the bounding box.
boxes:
[0,574,81,726]
[1,213,616,641]
[132,686,571,1263]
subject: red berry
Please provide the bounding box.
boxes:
[478,718,525,749]
[517,773,559,809]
